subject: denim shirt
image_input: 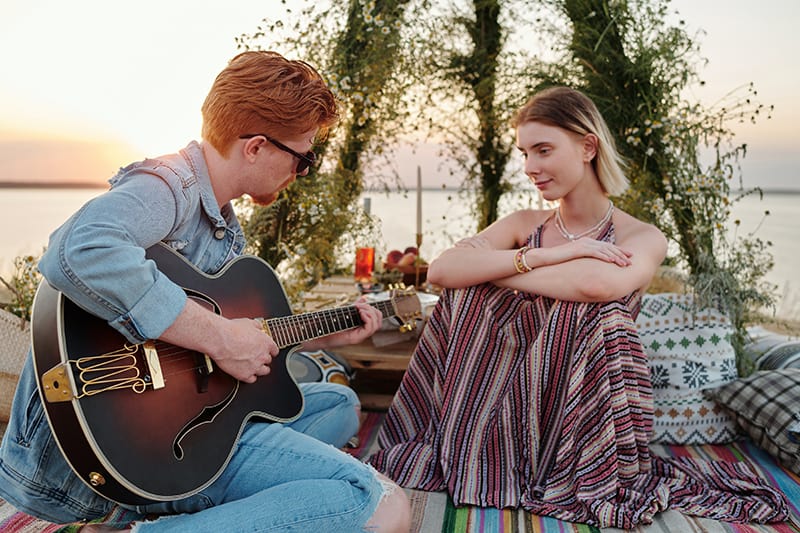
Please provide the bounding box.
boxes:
[0,141,247,523]
[39,140,246,344]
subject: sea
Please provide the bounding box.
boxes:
[1,186,798,320]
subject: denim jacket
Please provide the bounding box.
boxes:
[39,140,246,344]
[0,141,246,523]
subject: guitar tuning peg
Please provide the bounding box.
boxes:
[399,322,414,333]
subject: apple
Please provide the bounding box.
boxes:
[385,250,404,265]
[398,252,417,266]
[403,246,418,255]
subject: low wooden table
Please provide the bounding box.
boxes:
[333,338,417,373]
[333,338,417,410]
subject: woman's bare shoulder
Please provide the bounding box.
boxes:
[503,208,553,227]
[476,208,553,249]
[498,208,554,242]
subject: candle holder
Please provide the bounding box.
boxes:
[414,232,423,289]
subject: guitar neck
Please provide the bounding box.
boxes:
[265,299,395,348]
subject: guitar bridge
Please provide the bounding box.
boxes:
[143,341,165,390]
[41,363,77,403]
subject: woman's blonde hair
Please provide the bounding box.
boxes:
[201,51,338,155]
[511,86,628,196]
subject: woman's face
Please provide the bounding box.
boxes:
[516,121,590,202]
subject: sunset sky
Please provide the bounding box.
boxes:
[1,0,797,190]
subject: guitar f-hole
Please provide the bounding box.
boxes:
[172,385,237,460]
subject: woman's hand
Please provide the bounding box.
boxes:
[546,237,632,268]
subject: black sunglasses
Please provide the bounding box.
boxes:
[239,133,317,174]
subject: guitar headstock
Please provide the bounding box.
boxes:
[386,284,423,333]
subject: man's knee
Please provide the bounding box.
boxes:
[365,474,411,533]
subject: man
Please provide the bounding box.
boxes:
[0,51,410,532]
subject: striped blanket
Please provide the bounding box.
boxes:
[2,412,799,532]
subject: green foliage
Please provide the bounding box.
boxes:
[0,252,43,322]
[235,0,415,299]
[412,1,540,229]
[443,0,511,229]
[534,0,777,374]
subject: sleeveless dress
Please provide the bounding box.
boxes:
[368,220,787,528]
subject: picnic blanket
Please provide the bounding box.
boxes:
[2,411,800,532]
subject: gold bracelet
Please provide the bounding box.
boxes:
[513,246,533,273]
[521,246,533,272]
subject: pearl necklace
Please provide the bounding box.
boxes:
[555,201,614,241]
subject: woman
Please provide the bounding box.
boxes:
[368,87,786,528]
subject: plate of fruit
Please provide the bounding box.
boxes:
[383,246,428,286]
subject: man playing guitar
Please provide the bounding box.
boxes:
[0,51,410,533]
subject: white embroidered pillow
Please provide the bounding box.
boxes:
[636,293,739,444]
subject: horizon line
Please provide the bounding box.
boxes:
[2,181,799,196]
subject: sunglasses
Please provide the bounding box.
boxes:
[239,133,317,174]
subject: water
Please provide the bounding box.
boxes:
[1,187,797,319]
[0,188,106,272]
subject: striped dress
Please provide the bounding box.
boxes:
[368,222,787,528]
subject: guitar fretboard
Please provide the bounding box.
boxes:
[266,299,396,348]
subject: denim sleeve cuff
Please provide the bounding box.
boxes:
[109,273,187,344]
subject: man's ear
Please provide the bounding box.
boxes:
[242,136,263,162]
[583,133,598,162]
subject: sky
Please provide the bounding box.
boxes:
[0,0,798,190]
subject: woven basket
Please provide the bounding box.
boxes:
[0,308,30,422]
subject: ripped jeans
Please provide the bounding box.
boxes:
[129,385,385,532]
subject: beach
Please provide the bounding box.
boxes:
[1,186,798,320]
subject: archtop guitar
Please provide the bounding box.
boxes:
[31,243,421,505]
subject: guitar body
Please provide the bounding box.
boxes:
[31,244,304,504]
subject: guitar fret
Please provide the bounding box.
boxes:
[290,316,301,345]
[292,316,303,344]
[327,310,337,335]
[273,317,285,346]
[375,301,391,318]
[285,317,295,345]
[285,317,294,345]
[291,319,299,343]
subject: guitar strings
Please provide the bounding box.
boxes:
[83,299,398,383]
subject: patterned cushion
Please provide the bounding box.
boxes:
[635,293,739,444]
[704,369,800,475]
[744,326,800,370]
[287,349,354,386]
